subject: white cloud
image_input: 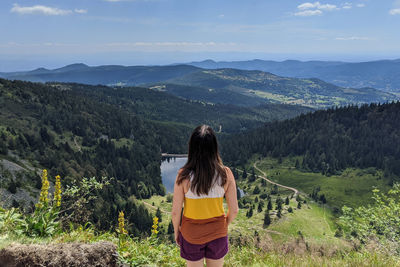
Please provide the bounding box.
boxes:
[295,9,323,16]
[318,3,338,10]
[389,8,400,15]
[356,3,365,8]
[297,2,338,11]
[74,9,88,14]
[10,4,87,15]
[335,36,371,40]
[342,2,352,9]
[11,4,72,15]
[298,2,320,10]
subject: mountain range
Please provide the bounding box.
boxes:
[188,59,400,92]
[0,63,397,109]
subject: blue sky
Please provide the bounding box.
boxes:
[1,0,400,71]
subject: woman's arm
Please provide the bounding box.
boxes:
[225,167,239,225]
[172,175,184,245]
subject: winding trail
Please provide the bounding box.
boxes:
[237,161,299,197]
[253,161,299,197]
[142,201,171,215]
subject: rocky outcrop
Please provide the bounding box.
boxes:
[0,242,119,267]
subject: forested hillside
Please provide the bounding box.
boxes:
[2,63,397,108]
[188,59,400,92]
[0,79,172,234]
[222,102,400,184]
[0,78,310,234]
[166,68,396,108]
[0,64,200,86]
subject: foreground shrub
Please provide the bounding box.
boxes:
[340,183,400,254]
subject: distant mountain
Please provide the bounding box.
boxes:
[147,83,270,106]
[165,68,397,108]
[1,63,398,108]
[0,64,200,86]
[188,59,400,92]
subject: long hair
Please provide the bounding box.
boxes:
[176,125,227,195]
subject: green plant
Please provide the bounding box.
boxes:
[60,176,111,225]
[0,208,23,235]
[22,207,60,237]
[340,184,400,254]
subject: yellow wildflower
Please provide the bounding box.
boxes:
[118,211,128,235]
[53,175,62,207]
[151,216,159,236]
[37,169,49,209]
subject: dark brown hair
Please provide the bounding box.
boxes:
[176,125,227,195]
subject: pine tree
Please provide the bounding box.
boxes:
[167,220,174,234]
[257,201,264,213]
[246,206,253,218]
[242,168,247,179]
[285,196,289,205]
[263,211,271,228]
[253,186,260,194]
[156,207,162,222]
[297,201,302,209]
[267,199,273,210]
[277,208,282,218]
[319,194,327,204]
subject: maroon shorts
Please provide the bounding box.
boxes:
[179,232,229,261]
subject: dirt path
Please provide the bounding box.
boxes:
[142,201,171,215]
[236,161,299,197]
[253,161,299,197]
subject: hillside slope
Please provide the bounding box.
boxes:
[0,78,311,233]
[2,63,397,108]
[0,64,200,86]
[222,101,400,184]
[167,68,397,108]
[188,59,400,92]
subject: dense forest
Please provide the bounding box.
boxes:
[0,78,308,234]
[222,102,400,184]
[0,79,170,234]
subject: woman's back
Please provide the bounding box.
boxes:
[171,125,239,267]
[180,170,229,244]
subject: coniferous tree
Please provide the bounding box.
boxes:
[285,196,289,205]
[277,208,282,218]
[156,207,162,222]
[253,186,260,194]
[167,221,174,234]
[257,201,264,213]
[267,199,273,210]
[263,211,271,227]
[246,206,253,218]
[242,168,247,179]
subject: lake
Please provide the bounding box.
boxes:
[161,157,187,193]
[160,157,244,197]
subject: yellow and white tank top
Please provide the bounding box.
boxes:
[180,172,228,244]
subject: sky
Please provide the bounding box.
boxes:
[1,0,400,71]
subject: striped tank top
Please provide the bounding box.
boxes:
[180,172,228,244]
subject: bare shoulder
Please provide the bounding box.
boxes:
[223,166,235,192]
[175,169,189,193]
[224,166,235,181]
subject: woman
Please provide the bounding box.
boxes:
[172,125,239,267]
